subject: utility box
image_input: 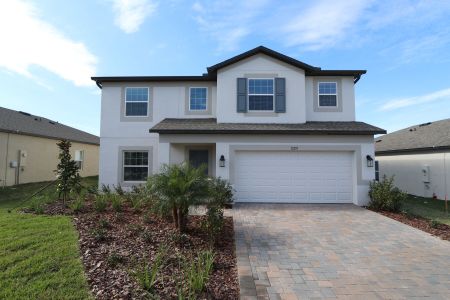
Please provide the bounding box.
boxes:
[422,165,430,183]
[10,161,18,168]
[19,150,27,167]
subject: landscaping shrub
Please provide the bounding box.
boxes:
[94,194,108,212]
[90,227,107,242]
[202,177,234,243]
[30,200,45,214]
[101,184,111,194]
[202,207,224,244]
[113,184,125,196]
[107,252,125,268]
[69,196,84,213]
[110,194,123,212]
[184,250,215,295]
[134,246,167,292]
[430,219,440,229]
[98,218,111,229]
[146,163,210,232]
[369,175,406,212]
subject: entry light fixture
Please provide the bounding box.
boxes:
[219,155,226,167]
[366,155,374,167]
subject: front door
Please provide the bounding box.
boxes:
[189,149,209,175]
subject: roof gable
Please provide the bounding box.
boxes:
[207,46,319,74]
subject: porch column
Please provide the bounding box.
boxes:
[158,142,170,169]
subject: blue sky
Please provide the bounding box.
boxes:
[0,0,449,136]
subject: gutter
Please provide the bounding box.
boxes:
[376,146,450,156]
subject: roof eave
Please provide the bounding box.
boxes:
[376,145,450,156]
[150,129,385,135]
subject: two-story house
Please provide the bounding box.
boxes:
[92,46,385,205]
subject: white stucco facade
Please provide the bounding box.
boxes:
[96,47,379,205]
[377,152,450,200]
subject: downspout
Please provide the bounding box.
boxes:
[3,133,10,187]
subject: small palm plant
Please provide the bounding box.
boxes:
[147,163,210,232]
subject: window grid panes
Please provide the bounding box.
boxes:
[125,87,148,116]
[248,79,274,111]
[318,82,337,107]
[123,151,149,182]
[189,88,207,110]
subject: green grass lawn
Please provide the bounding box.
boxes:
[402,195,450,225]
[0,177,97,299]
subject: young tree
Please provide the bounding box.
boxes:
[147,163,209,232]
[55,140,81,204]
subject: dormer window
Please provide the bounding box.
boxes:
[318,82,337,107]
[248,79,274,111]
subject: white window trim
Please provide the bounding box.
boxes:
[318,82,338,108]
[188,87,208,111]
[122,151,149,183]
[247,78,275,112]
[124,87,150,117]
[74,150,84,170]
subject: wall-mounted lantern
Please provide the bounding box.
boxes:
[219,155,226,167]
[366,155,374,167]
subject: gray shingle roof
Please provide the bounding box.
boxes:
[375,119,450,154]
[150,118,386,135]
[0,107,99,145]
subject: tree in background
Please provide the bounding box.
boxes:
[55,140,81,204]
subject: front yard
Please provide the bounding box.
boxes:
[0,173,238,299]
[0,178,95,299]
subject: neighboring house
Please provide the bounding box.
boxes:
[92,46,385,205]
[0,107,99,187]
[375,119,450,200]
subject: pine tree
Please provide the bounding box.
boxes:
[55,140,81,204]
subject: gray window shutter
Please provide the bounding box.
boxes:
[237,78,247,113]
[275,77,286,113]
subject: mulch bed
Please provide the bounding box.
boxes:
[373,209,450,241]
[30,200,239,299]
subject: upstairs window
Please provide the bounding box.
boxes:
[123,151,149,182]
[318,82,337,107]
[248,79,274,111]
[189,87,207,111]
[125,87,149,116]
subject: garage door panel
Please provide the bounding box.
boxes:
[234,150,353,203]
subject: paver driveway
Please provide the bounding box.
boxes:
[233,204,450,299]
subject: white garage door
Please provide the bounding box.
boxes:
[234,151,354,203]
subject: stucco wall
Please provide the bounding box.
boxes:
[216,54,307,123]
[305,76,355,121]
[0,132,99,187]
[100,82,217,140]
[377,152,450,199]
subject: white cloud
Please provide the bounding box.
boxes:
[0,0,97,87]
[192,0,270,52]
[112,0,157,33]
[380,88,450,111]
[282,0,373,50]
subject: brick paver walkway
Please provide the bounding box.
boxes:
[233,204,450,299]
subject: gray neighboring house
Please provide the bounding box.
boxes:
[0,107,100,186]
[375,119,450,199]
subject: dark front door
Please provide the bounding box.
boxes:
[189,150,209,175]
